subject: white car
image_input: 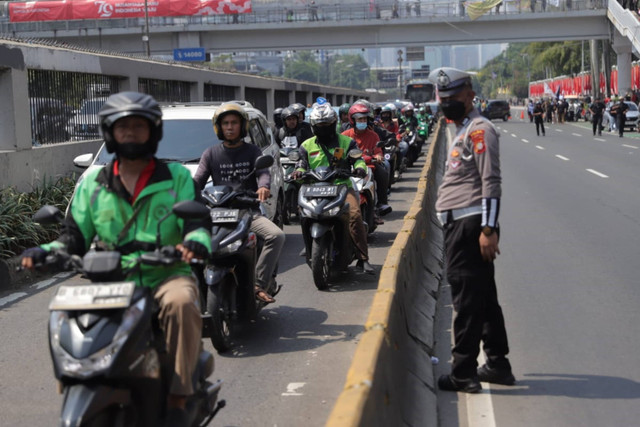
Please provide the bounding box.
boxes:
[71,101,285,225]
[602,101,639,132]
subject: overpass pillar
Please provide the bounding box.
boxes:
[177,32,201,49]
[266,88,275,121]
[612,32,633,97]
[0,67,30,151]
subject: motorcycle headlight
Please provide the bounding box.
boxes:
[50,298,146,379]
[218,238,243,255]
[327,206,341,216]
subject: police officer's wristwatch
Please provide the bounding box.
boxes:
[482,226,495,236]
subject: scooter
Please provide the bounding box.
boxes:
[404,130,420,167]
[28,201,224,427]
[382,137,400,185]
[294,150,362,290]
[198,155,281,353]
[280,147,301,225]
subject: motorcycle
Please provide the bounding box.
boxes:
[27,201,224,427]
[198,155,281,353]
[293,150,362,290]
[280,146,301,225]
[382,137,401,185]
[351,151,378,235]
[404,130,420,167]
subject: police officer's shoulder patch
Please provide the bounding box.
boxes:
[469,129,486,154]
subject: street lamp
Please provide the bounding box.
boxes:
[397,49,403,99]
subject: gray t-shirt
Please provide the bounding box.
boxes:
[193,142,270,192]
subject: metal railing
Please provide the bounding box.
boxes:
[0,1,604,35]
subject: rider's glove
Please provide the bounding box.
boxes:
[291,170,304,180]
[355,168,367,178]
[182,240,209,259]
[20,247,47,265]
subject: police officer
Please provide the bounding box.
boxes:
[589,97,606,136]
[428,67,515,393]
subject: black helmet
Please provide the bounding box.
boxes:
[281,107,298,122]
[290,103,306,115]
[273,107,283,128]
[339,103,351,116]
[99,91,163,155]
[212,102,249,141]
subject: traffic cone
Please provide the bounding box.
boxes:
[520,110,524,120]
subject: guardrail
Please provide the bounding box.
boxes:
[327,118,446,426]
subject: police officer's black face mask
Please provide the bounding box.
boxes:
[440,100,467,121]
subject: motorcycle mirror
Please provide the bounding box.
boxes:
[254,155,274,170]
[288,151,300,162]
[33,205,64,225]
[348,149,363,159]
[172,200,210,220]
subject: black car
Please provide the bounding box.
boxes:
[481,100,511,121]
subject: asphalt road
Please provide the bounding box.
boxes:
[436,114,640,426]
[0,150,427,427]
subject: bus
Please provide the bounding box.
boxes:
[405,81,435,105]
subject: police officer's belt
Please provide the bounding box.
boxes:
[437,206,483,226]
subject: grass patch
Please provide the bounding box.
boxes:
[0,176,76,259]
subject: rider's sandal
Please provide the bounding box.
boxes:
[255,286,276,304]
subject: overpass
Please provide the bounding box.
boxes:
[0,1,612,54]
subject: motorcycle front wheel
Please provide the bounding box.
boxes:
[207,284,233,353]
[311,234,332,290]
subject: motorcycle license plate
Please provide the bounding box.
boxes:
[304,186,338,197]
[210,208,240,223]
[49,282,135,310]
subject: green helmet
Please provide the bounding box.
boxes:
[339,103,351,116]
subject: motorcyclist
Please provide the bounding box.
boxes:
[20,91,211,426]
[399,103,420,135]
[291,102,374,274]
[276,106,314,148]
[193,102,285,304]
[289,102,309,123]
[339,102,352,132]
[380,103,409,172]
[273,107,284,133]
[341,103,392,217]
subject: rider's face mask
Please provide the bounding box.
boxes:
[355,122,368,131]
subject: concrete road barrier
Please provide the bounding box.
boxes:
[327,119,446,427]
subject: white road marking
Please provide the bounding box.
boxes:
[31,272,73,290]
[595,138,606,142]
[555,155,570,161]
[555,129,563,132]
[511,133,517,138]
[282,382,306,396]
[467,352,497,427]
[587,169,609,178]
[622,144,638,149]
[572,133,582,137]
[521,139,529,143]
[536,145,545,150]
[0,292,28,308]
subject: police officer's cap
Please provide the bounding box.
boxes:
[428,67,473,98]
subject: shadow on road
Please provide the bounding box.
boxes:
[489,373,640,399]
[218,305,364,358]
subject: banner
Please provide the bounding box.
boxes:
[10,0,252,22]
[464,0,503,21]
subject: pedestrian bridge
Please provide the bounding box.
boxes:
[0,0,613,54]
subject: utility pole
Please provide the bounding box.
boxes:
[397,49,404,99]
[143,0,151,56]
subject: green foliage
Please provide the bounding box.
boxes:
[284,51,370,89]
[207,54,236,72]
[0,176,76,259]
[475,42,596,99]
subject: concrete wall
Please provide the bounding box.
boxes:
[0,38,370,192]
[327,119,446,426]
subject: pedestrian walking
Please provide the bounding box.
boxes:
[428,67,516,394]
[589,97,606,136]
[615,99,629,137]
[533,101,545,136]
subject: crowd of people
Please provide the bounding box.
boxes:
[524,93,639,137]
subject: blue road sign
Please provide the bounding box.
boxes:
[173,47,206,62]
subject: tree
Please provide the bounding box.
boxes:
[208,54,236,72]
[284,51,321,83]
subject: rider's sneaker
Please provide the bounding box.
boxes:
[377,204,392,217]
[356,260,375,275]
